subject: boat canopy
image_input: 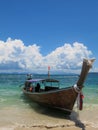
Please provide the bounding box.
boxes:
[26,79,43,82]
[26,78,59,83]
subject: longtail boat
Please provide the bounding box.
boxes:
[22,58,95,115]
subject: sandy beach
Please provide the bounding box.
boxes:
[0,104,98,130]
[14,127,98,130]
[0,125,98,130]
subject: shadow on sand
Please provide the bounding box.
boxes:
[21,94,86,130]
[70,111,86,130]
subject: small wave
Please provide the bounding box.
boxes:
[74,103,98,111]
[0,98,6,102]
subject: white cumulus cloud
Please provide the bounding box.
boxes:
[0,38,93,73]
[43,42,92,72]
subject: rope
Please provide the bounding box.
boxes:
[73,84,81,93]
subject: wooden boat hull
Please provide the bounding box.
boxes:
[23,86,77,114]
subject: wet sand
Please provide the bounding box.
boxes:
[0,103,98,130]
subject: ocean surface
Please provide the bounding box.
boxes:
[0,73,98,129]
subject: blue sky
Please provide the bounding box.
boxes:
[0,0,97,73]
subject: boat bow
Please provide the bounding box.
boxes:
[76,58,95,90]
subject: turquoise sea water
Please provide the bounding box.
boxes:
[0,72,98,108]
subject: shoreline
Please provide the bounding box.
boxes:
[0,109,98,130]
[0,97,98,130]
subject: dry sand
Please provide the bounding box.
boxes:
[0,126,97,130]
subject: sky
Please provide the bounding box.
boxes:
[0,0,98,73]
